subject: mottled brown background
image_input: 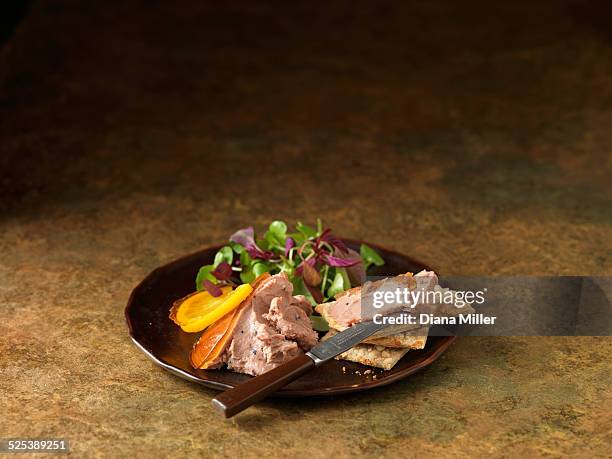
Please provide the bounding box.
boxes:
[0,1,611,457]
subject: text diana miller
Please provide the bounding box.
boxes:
[373,313,496,326]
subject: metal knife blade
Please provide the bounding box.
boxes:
[305,319,388,366]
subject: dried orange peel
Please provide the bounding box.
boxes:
[170,283,253,333]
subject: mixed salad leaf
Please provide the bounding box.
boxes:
[195,220,384,311]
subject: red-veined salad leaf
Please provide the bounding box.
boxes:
[230,226,275,260]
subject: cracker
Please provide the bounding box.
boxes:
[362,330,428,349]
[322,330,414,370]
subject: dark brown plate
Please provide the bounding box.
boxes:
[125,239,456,397]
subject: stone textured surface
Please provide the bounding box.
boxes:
[0,1,611,457]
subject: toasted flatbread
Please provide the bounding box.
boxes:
[322,330,411,370]
[362,329,428,348]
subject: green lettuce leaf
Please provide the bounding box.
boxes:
[326,271,347,298]
[213,246,233,267]
[195,265,216,290]
[310,315,329,332]
[360,244,384,268]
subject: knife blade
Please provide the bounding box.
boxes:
[305,318,388,366]
[211,317,393,418]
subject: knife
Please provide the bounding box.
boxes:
[211,318,388,418]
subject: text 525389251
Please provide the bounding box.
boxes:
[0,439,69,453]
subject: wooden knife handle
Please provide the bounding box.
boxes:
[211,353,315,418]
